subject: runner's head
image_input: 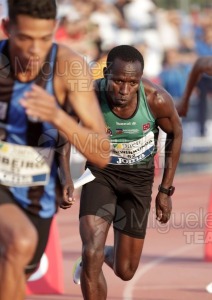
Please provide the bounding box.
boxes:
[106,45,144,72]
[7,0,57,23]
[103,45,144,108]
[3,0,57,72]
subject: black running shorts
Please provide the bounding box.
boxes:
[80,160,155,239]
[0,186,52,274]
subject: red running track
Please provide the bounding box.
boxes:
[26,170,212,300]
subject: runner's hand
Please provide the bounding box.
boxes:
[20,84,60,123]
[60,181,75,209]
[155,193,172,224]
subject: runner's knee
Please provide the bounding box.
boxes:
[3,225,38,266]
[82,245,105,267]
[114,262,137,281]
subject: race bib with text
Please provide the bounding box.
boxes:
[110,131,155,165]
[0,141,54,186]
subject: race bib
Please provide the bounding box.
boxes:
[0,141,53,186]
[110,131,155,165]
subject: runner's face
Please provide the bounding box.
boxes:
[7,15,56,72]
[105,58,143,107]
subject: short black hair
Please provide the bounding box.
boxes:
[106,45,144,71]
[8,0,57,22]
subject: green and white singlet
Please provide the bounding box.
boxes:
[96,78,159,166]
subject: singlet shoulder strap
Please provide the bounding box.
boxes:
[138,81,156,122]
[48,43,58,75]
[94,78,105,105]
[35,43,58,90]
[0,40,7,52]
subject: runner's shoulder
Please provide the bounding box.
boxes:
[56,44,85,65]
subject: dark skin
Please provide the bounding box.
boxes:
[57,133,75,209]
[56,57,206,211]
[79,58,182,300]
[105,59,181,223]
[176,56,212,116]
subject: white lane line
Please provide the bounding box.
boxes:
[123,244,199,300]
[133,284,204,290]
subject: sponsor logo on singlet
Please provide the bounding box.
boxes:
[142,122,150,133]
[109,131,155,165]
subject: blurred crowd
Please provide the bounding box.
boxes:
[0,0,211,137]
[57,0,212,137]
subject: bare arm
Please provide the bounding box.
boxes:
[156,107,182,188]
[143,78,183,223]
[53,56,110,168]
[20,47,110,168]
[176,56,212,116]
[57,133,75,209]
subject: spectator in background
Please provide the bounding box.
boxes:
[135,40,162,83]
[156,9,181,51]
[159,48,192,104]
[123,0,156,31]
[195,26,212,56]
[194,24,212,136]
[114,0,130,28]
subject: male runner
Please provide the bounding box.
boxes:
[0,1,110,300]
[72,45,182,300]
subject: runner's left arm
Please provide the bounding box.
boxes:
[155,91,182,224]
[143,78,182,224]
[57,132,75,209]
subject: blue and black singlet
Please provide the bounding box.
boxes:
[0,40,63,218]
